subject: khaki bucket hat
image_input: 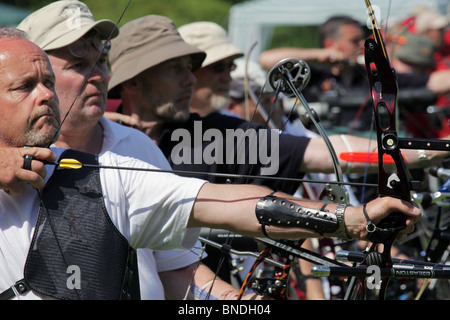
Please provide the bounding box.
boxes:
[17,0,118,50]
[108,15,206,97]
[178,21,243,68]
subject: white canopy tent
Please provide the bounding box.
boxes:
[228,0,448,61]
[0,3,30,27]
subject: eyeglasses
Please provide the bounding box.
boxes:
[68,35,111,58]
[207,61,236,74]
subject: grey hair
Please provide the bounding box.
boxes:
[318,16,361,47]
[0,27,28,40]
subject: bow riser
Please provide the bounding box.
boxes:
[364,38,411,202]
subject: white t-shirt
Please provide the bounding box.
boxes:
[0,127,206,299]
[99,117,205,299]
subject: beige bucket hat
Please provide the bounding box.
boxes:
[178,21,243,68]
[108,15,206,97]
[17,0,118,50]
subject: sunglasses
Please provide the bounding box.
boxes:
[207,61,236,74]
[68,35,111,58]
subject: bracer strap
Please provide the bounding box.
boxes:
[255,195,339,237]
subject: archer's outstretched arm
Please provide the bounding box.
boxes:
[188,183,421,242]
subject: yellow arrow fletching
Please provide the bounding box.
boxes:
[58,158,83,169]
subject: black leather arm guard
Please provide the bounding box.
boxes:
[255,195,339,237]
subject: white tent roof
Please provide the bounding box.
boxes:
[0,4,30,27]
[228,0,447,61]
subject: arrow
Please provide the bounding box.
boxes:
[44,158,378,188]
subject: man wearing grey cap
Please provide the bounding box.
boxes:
[16,1,259,300]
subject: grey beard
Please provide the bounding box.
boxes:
[24,128,60,148]
[210,94,230,112]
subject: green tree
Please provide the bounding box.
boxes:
[4,0,246,28]
[5,0,317,51]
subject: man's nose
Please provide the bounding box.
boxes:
[37,83,56,105]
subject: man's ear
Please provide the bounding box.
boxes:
[323,37,334,49]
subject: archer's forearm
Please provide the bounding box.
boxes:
[189,183,321,239]
[188,183,421,241]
